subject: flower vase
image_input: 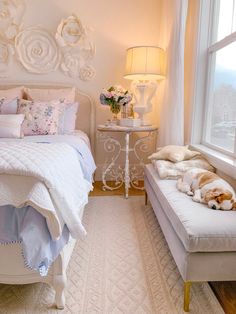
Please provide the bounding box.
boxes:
[112,112,118,122]
[121,104,127,119]
[110,102,120,124]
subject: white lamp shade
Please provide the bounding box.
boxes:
[124,46,165,81]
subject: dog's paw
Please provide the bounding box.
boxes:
[187,191,194,196]
[192,197,200,203]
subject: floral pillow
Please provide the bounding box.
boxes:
[18,99,63,136]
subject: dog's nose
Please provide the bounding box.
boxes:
[212,205,217,210]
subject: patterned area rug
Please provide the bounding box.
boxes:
[0,196,224,313]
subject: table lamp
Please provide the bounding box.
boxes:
[124,46,165,126]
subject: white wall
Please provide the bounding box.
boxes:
[1,0,162,179]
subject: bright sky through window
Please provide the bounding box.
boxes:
[216,0,236,70]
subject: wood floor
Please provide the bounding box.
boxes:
[90,181,234,314]
[89,180,145,197]
[210,282,236,314]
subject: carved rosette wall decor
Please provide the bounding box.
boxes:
[15,27,61,74]
[0,0,25,74]
[0,41,12,72]
[79,64,96,81]
[55,15,84,47]
[0,4,96,81]
[56,15,96,81]
[0,0,25,41]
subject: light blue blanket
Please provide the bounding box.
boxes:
[0,205,70,276]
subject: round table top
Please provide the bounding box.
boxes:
[97,124,158,133]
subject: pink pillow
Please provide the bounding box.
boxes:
[0,87,24,101]
[24,87,76,102]
[18,99,63,136]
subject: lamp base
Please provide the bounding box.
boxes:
[131,80,157,126]
[133,105,151,126]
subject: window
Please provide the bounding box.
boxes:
[203,0,236,156]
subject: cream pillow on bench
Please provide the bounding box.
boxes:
[149,145,200,163]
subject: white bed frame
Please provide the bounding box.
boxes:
[0,84,95,309]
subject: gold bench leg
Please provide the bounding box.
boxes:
[145,191,148,205]
[184,281,192,312]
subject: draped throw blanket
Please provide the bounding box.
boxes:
[0,142,92,239]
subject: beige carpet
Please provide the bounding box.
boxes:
[0,196,224,314]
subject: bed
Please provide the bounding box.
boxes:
[0,84,96,309]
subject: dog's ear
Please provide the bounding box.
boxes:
[204,188,222,202]
[216,190,233,203]
[223,191,233,200]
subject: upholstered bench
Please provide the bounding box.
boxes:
[144,163,236,312]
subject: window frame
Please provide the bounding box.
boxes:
[190,0,236,178]
[201,0,236,158]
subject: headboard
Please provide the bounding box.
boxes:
[0,83,96,154]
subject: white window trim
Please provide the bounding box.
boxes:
[190,144,236,179]
[190,0,236,175]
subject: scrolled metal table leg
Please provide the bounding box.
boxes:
[97,131,123,191]
[131,131,156,190]
[124,132,131,198]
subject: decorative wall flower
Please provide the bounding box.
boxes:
[0,0,25,41]
[61,50,81,78]
[79,36,96,61]
[15,27,61,74]
[56,15,84,47]
[0,40,12,73]
[61,48,96,80]
[79,64,96,81]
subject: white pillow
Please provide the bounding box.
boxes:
[58,102,79,134]
[24,87,76,102]
[0,86,24,114]
[0,114,25,138]
[0,97,18,114]
[149,145,201,163]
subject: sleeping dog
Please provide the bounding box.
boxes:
[177,168,236,210]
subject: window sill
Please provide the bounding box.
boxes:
[190,144,236,180]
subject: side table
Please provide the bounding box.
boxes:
[97,124,158,198]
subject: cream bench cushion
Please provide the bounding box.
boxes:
[145,164,236,252]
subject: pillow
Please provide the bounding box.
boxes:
[152,157,215,180]
[18,99,63,136]
[0,86,24,102]
[0,97,18,114]
[58,102,79,134]
[24,87,76,103]
[0,114,24,138]
[149,145,201,163]
[0,86,24,114]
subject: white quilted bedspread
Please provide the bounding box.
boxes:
[0,142,92,239]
